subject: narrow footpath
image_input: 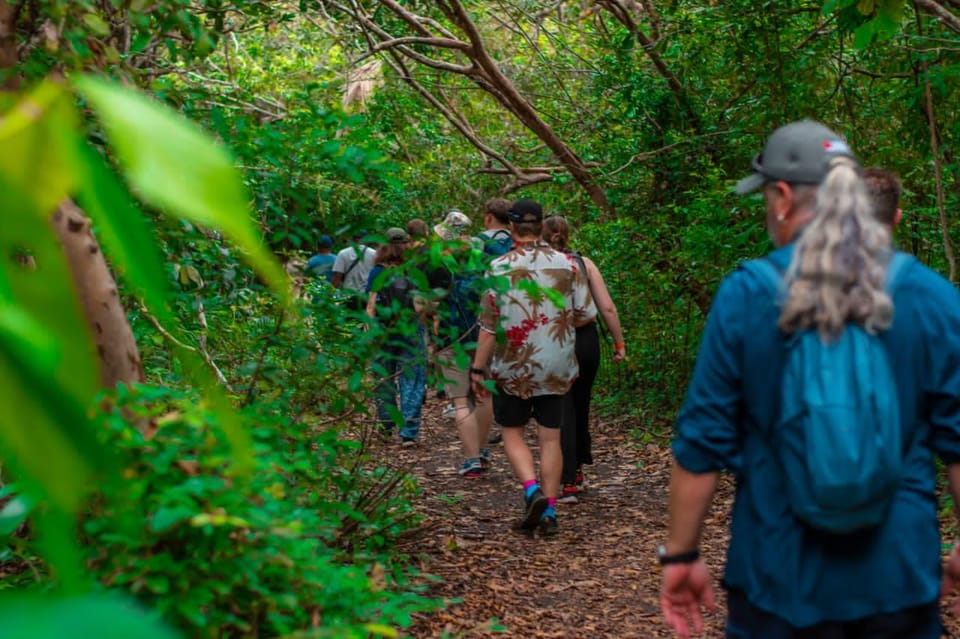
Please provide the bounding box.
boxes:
[377,397,960,638]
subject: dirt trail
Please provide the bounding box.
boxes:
[385,397,960,638]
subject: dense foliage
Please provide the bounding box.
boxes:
[3,0,960,636]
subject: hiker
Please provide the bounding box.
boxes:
[659,120,960,638]
[304,234,337,283]
[366,227,426,446]
[471,199,593,536]
[332,232,377,312]
[406,218,429,249]
[431,209,496,477]
[864,166,903,231]
[541,215,626,504]
[476,197,515,447]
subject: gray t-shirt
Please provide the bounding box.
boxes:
[332,245,376,292]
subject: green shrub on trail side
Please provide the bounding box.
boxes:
[79,385,440,638]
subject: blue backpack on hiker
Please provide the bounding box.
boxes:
[742,251,915,534]
[445,231,514,344]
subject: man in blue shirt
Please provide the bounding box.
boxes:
[304,234,336,283]
[660,120,960,638]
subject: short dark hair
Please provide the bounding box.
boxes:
[863,167,902,226]
[513,220,543,238]
[406,218,428,239]
[484,198,511,224]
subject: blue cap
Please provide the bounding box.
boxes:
[319,234,333,248]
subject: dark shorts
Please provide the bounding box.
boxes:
[493,392,568,429]
[726,589,943,639]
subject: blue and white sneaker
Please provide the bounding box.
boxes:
[458,458,483,478]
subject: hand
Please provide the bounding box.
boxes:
[660,559,716,639]
[470,372,489,399]
[613,346,626,362]
[941,542,960,616]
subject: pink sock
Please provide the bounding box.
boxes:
[522,479,538,490]
[548,497,557,507]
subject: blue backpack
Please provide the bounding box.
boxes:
[445,232,514,344]
[742,251,914,534]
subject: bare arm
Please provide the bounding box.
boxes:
[470,329,496,398]
[331,272,344,289]
[666,460,719,554]
[365,291,377,318]
[584,256,626,360]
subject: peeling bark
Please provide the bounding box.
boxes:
[50,201,146,388]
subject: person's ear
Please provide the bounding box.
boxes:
[770,181,794,220]
[893,208,903,227]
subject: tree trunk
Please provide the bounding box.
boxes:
[50,201,146,388]
[0,0,19,90]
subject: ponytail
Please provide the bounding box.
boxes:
[542,215,571,252]
[778,157,894,339]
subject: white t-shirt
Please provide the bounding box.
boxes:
[332,245,376,292]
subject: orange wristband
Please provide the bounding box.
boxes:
[614,342,626,350]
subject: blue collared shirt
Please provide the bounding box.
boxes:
[674,245,960,627]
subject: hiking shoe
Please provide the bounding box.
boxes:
[516,488,548,531]
[487,431,503,445]
[458,458,483,478]
[557,484,579,504]
[401,437,417,447]
[539,515,559,537]
[575,468,586,492]
[442,403,456,419]
[480,448,491,469]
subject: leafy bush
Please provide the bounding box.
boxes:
[77,384,439,638]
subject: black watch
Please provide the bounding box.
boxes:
[470,367,486,376]
[657,545,700,566]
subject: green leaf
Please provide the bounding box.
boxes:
[72,76,290,305]
[0,495,32,536]
[0,595,180,639]
[852,19,877,49]
[0,81,76,216]
[82,14,111,37]
[68,140,174,324]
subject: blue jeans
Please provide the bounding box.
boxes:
[373,335,426,440]
[725,589,943,639]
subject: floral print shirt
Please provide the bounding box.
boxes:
[479,241,594,398]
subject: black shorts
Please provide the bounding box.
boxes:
[493,392,568,429]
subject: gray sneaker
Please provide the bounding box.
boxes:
[515,488,548,531]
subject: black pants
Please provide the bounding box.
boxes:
[561,322,600,485]
[726,589,944,639]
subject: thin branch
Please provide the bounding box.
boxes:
[139,305,233,392]
[605,130,731,177]
[357,35,469,61]
[914,0,960,35]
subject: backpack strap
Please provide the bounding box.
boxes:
[342,246,367,279]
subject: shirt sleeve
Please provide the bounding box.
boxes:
[922,276,960,464]
[571,258,594,325]
[332,250,347,274]
[365,265,383,294]
[672,273,745,474]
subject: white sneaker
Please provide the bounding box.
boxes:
[442,402,456,419]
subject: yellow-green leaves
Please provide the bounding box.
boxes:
[73,76,291,305]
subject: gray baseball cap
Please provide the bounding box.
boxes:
[734,120,858,194]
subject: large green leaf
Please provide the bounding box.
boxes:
[0,81,76,216]
[0,595,180,639]
[72,76,290,305]
[67,139,174,324]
